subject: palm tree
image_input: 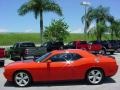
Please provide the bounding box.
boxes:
[82,5,112,40]
[88,22,107,40]
[18,0,63,44]
[109,20,120,40]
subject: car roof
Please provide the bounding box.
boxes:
[51,49,95,58]
[16,42,35,44]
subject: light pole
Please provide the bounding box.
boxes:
[81,1,91,39]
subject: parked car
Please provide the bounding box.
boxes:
[64,41,102,54]
[9,41,64,61]
[4,49,118,87]
[0,48,5,67]
[108,40,119,50]
[9,42,47,61]
[108,40,120,52]
[90,40,117,54]
[41,41,64,52]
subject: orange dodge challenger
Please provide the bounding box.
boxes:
[4,49,118,87]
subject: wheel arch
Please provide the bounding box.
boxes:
[85,67,105,78]
[12,70,33,82]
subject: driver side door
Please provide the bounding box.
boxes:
[48,53,73,81]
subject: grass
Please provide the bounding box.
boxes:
[0,33,112,46]
[0,33,40,46]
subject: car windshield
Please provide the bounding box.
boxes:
[20,43,35,47]
[35,52,51,62]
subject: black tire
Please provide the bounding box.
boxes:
[13,71,32,87]
[10,54,16,61]
[110,51,114,55]
[86,69,104,85]
[0,60,4,67]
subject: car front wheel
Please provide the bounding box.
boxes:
[86,69,103,85]
[14,71,32,87]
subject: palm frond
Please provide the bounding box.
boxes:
[43,1,63,16]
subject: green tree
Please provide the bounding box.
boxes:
[88,22,107,40]
[18,0,62,44]
[82,5,113,40]
[109,20,120,39]
[43,19,69,41]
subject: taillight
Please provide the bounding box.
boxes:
[25,49,29,54]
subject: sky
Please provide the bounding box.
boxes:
[0,0,120,33]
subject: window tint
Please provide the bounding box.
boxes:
[35,52,51,62]
[50,54,66,62]
[68,42,73,46]
[50,53,82,62]
[72,53,82,60]
[20,43,35,47]
[13,43,19,48]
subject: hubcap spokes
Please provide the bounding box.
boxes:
[15,72,29,86]
[88,70,102,84]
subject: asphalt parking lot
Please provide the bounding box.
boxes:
[0,53,120,90]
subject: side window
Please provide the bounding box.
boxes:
[71,53,82,60]
[16,43,19,48]
[13,44,17,48]
[50,54,65,62]
[13,43,19,48]
[50,53,82,62]
[68,42,73,46]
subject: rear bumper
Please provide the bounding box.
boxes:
[90,50,99,54]
[106,49,115,52]
[106,64,118,77]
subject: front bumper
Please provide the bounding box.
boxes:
[3,69,13,81]
[106,49,115,52]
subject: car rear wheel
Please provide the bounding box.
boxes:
[14,71,31,87]
[110,51,114,55]
[86,69,103,85]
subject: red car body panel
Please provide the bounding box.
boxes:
[73,41,102,51]
[0,48,5,58]
[4,49,118,82]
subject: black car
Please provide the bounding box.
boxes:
[9,42,46,60]
[90,40,117,54]
[41,41,64,52]
[108,40,119,49]
[108,40,120,52]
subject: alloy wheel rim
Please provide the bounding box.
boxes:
[15,72,29,86]
[88,70,102,84]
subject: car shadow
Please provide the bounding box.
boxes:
[103,77,116,84]
[4,78,116,87]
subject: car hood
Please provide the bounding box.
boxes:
[5,59,35,69]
